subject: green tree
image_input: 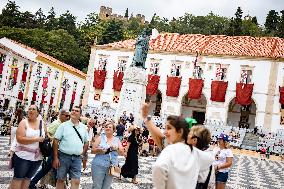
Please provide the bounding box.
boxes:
[265,10,279,35]
[277,10,284,38]
[35,8,46,28]
[100,19,124,44]
[234,7,243,35]
[0,1,22,28]
[19,11,37,28]
[45,7,58,30]
[57,10,77,36]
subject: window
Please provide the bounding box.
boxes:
[117,59,127,72]
[240,69,253,84]
[193,66,203,79]
[98,56,108,70]
[215,65,227,81]
[149,59,160,75]
[171,62,182,77]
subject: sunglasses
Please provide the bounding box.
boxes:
[63,114,70,117]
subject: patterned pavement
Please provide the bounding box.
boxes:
[0,136,284,189]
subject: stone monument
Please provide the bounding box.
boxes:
[116,29,150,125]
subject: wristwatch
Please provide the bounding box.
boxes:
[146,115,152,121]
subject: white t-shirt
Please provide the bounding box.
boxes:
[213,148,233,173]
[152,142,215,189]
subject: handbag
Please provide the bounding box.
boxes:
[108,152,121,177]
[39,120,52,157]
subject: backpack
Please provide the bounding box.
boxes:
[39,120,52,157]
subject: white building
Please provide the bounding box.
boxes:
[0,38,86,115]
[83,33,284,132]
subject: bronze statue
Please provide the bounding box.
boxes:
[130,29,150,69]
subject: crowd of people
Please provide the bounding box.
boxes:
[0,103,237,189]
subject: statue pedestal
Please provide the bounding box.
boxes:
[116,67,147,126]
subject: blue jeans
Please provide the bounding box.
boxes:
[91,163,113,189]
[216,172,229,183]
[13,154,42,180]
[29,155,55,188]
[57,151,82,180]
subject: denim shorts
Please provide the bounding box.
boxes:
[57,151,82,180]
[12,154,42,180]
[216,172,229,183]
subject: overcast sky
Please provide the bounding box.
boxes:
[0,0,283,25]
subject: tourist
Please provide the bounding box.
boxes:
[121,125,140,184]
[9,107,25,145]
[9,105,45,189]
[52,106,89,189]
[128,113,134,124]
[91,120,124,189]
[120,111,128,122]
[213,133,233,189]
[116,118,125,141]
[152,116,215,189]
[29,109,70,189]
[188,126,215,189]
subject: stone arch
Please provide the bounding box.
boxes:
[227,97,257,128]
[180,92,207,124]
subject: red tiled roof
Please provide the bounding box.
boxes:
[106,33,284,59]
[6,38,86,78]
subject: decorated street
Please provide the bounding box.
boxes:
[0,136,284,189]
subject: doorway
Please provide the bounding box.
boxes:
[192,111,205,124]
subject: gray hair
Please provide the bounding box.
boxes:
[59,109,69,115]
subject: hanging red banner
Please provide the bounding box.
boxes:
[21,71,27,82]
[146,74,160,95]
[113,71,124,91]
[210,81,228,102]
[279,86,284,104]
[61,89,67,101]
[71,91,76,103]
[236,83,254,105]
[93,70,107,89]
[188,78,204,99]
[41,94,47,103]
[13,68,18,85]
[32,91,37,101]
[18,91,23,100]
[0,62,4,74]
[50,96,54,106]
[42,77,48,89]
[166,76,181,97]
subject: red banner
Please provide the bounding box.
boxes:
[50,96,54,106]
[61,89,66,101]
[113,71,124,91]
[18,91,23,100]
[71,91,76,103]
[146,75,160,95]
[0,62,4,74]
[42,77,48,89]
[236,83,254,105]
[188,79,204,99]
[41,94,46,103]
[21,71,27,82]
[210,81,228,102]
[279,86,284,104]
[13,68,18,85]
[32,91,37,101]
[93,70,107,89]
[166,76,181,97]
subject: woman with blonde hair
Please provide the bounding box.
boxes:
[91,120,124,189]
[213,133,233,189]
[188,125,215,189]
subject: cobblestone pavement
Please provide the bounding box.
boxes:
[1,136,284,189]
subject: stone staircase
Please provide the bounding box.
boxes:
[241,132,259,151]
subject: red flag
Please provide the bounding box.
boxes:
[188,79,204,99]
[93,70,107,89]
[18,91,23,100]
[32,91,37,101]
[236,83,254,105]
[166,76,181,97]
[13,68,18,85]
[210,81,228,102]
[279,86,284,104]
[0,62,4,74]
[146,74,160,95]
[50,96,54,106]
[71,91,76,103]
[42,77,48,89]
[21,71,27,82]
[113,71,124,91]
